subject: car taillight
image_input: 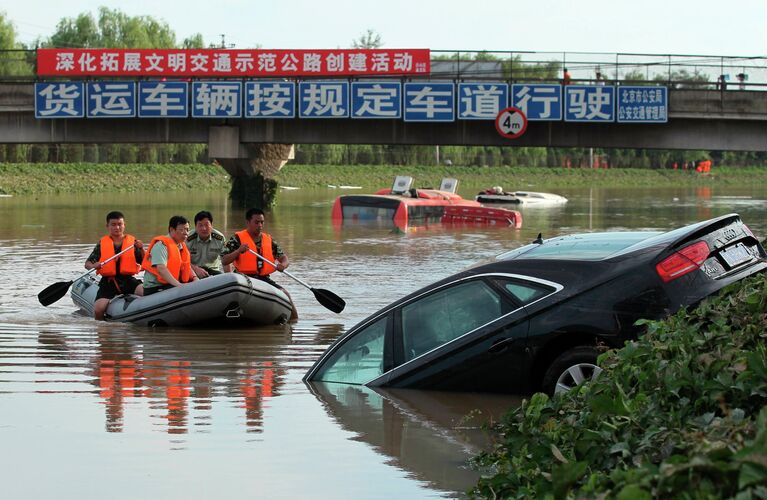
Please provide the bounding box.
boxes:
[655,241,710,283]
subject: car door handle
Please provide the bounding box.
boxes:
[488,338,513,354]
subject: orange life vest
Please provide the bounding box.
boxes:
[234,230,276,276]
[97,234,140,277]
[141,236,193,284]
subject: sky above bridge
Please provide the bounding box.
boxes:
[4,0,765,57]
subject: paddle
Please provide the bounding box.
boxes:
[247,249,346,313]
[38,244,136,307]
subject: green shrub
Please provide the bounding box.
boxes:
[471,272,767,498]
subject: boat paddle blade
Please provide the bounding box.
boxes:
[312,288,346,313]
[38,280,74,307]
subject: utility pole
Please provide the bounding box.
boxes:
[213,34,235,49]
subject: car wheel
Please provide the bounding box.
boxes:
[542,346,603,395]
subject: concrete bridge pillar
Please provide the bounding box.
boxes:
[208,126,295,208]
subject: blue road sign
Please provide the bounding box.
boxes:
[404,82,455,122]
[511,84,562,121]
[245,81,295,118]
[35,82,85,118]
[457,83,508,120]
[86,82,136,118]
[617,86,668,123]
[192,82,242,118]
[564,85,615,122]
[137,81,188,118]
[299,81,349,118]
[351,82,401,118]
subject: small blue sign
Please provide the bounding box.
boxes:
[511,84,562,121]
[458,83,508,120]
[564,85,615,122]
[86,82,136,118]
[245,81,295,118]
[617,86,668,123]
[351,82,401,118]
[35,82,85,118]
[404,82,455,122]
[138,81,188,118]
[299,81,350,118]
[192,82,242,118]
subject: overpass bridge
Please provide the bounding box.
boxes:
[1,50,766,176]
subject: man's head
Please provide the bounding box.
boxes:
[168,215,190,244]
[245,208,265,236]
[105,211,125,238]
[194,210,213,239]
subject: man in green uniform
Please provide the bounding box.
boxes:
[187,210,230,278]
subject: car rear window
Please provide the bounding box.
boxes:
[497,232,662,261]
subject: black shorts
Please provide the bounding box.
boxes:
[96,276,142,300]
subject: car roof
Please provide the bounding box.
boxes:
[496,231,664,261]
[496,215,740,262]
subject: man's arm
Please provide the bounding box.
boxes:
[191,264,209,278]
[155,264,184,287]
[220,235,245,266]
[84,244,101,270]
[273,240,289,272]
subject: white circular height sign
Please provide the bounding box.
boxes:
[495,106,528,139]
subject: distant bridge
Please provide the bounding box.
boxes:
[0,50,766,176]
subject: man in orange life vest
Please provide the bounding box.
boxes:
[141,215,199,296]
[84,211,145,321]
[221,207,298,321]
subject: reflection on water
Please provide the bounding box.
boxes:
[309,383,521,494]
[2,185,767,498]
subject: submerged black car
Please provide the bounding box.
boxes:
[304,214,767,395]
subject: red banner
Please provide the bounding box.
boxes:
[37,48,431,77]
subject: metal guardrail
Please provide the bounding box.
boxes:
[0,49,765,89]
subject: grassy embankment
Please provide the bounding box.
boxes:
[471,270,767,498]
[0,162,230,195]
[277,164,767,190]
[1,162,767,195]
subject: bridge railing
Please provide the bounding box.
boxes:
[1,48,765,90]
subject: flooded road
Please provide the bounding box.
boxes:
[1,183,766,498]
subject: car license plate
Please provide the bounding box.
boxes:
[721,243,752,268]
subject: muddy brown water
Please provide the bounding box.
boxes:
[1,184,766,498]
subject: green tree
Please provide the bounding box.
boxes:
[352,29,383,49]
[44,7,177,48]
[0,12,34,76]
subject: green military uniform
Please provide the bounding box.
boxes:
[187,228,227,276]
[221,232,286,288]
[221,233,285,267]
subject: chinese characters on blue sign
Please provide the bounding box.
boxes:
[245,81,295,118]
[87,82,135,118]
[35,80,668,125]
[35,82,85,118]
[138,82,188,117]
[564,86,615,122]
[617,86,668,123]
[351,82,401,118]
[192,82,242,118]
[512,84,562,121]
[404,83,455,122]
[299,81,350,118]
[458,83,508,120]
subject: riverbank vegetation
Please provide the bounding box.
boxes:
[0,162,229,195]
[3,162,767,195]
[471,271,767,498]
[276,164,767,190]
